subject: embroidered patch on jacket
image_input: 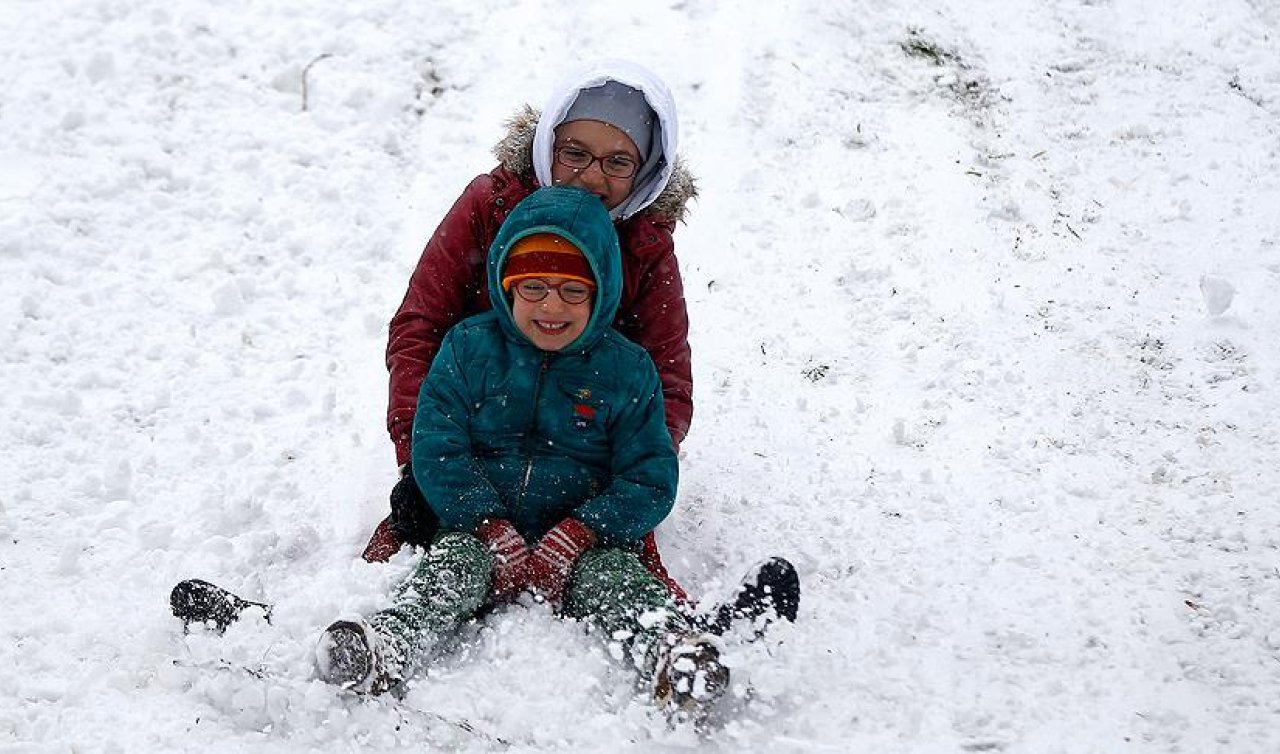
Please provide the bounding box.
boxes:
[572,402,596,430]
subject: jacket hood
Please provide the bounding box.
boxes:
[493,60,696,223]
[534,60,677,222]
[487,186,623,354]
[494,105,698,225]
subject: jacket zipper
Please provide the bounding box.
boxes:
[513,353,550,517]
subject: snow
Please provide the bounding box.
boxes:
[3,0,1280,751]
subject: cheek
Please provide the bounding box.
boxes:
[606,177,635,200]
[550,162,575,186]
[511,298,533,323]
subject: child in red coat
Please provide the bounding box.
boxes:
[366,59,696,599]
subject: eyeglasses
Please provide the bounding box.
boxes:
[512,279,595,305]
[553,146,640,179]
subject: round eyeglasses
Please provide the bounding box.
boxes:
[553,146,640,179]
[513,279,595,305]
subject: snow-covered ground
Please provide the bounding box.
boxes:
[4,1,1280,751]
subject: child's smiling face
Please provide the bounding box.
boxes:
[551,119,640,210]
[510,276,593,351]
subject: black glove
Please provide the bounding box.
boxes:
[389,462,439,547]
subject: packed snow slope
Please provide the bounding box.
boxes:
[3,1,1279,751]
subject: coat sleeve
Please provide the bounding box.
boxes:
[614,227,693,450]
[386,176,494,466]
[410,327,505,534]
[569,352,679,544]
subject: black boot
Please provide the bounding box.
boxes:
[169,579,272,634]
[705,557,800,637]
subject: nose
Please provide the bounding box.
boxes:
[539,290,571,309]
[571,161,609,190]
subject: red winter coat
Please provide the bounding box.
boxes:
[386,114,697,467]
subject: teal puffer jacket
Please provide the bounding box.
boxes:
[410,187,678,544]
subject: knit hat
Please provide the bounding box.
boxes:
[562,80,657,161]
[501,233,595,291]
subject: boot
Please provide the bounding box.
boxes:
[652,633,730,722]
[705,557,799,637]
[169,579,271,634]
[314,619,399,695]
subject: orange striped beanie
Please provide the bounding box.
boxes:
[500,233,595,291]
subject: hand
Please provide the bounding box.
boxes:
[476,518,530,602]
[388,461,439,547]
[527,518,597,605]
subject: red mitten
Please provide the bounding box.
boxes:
[361,516,403,563]
[476,518,530,602]
[527,518,598,604]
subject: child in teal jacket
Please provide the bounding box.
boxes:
[315,186,726,719]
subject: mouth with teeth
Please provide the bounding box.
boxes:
[533,320,572,335]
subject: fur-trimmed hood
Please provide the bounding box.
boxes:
[493,104,698,225]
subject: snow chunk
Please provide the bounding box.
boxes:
[1198,274,1235,316]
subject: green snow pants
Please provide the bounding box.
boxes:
[369,532,690,679]
[368,531,492,677]
[563,546,691,679]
